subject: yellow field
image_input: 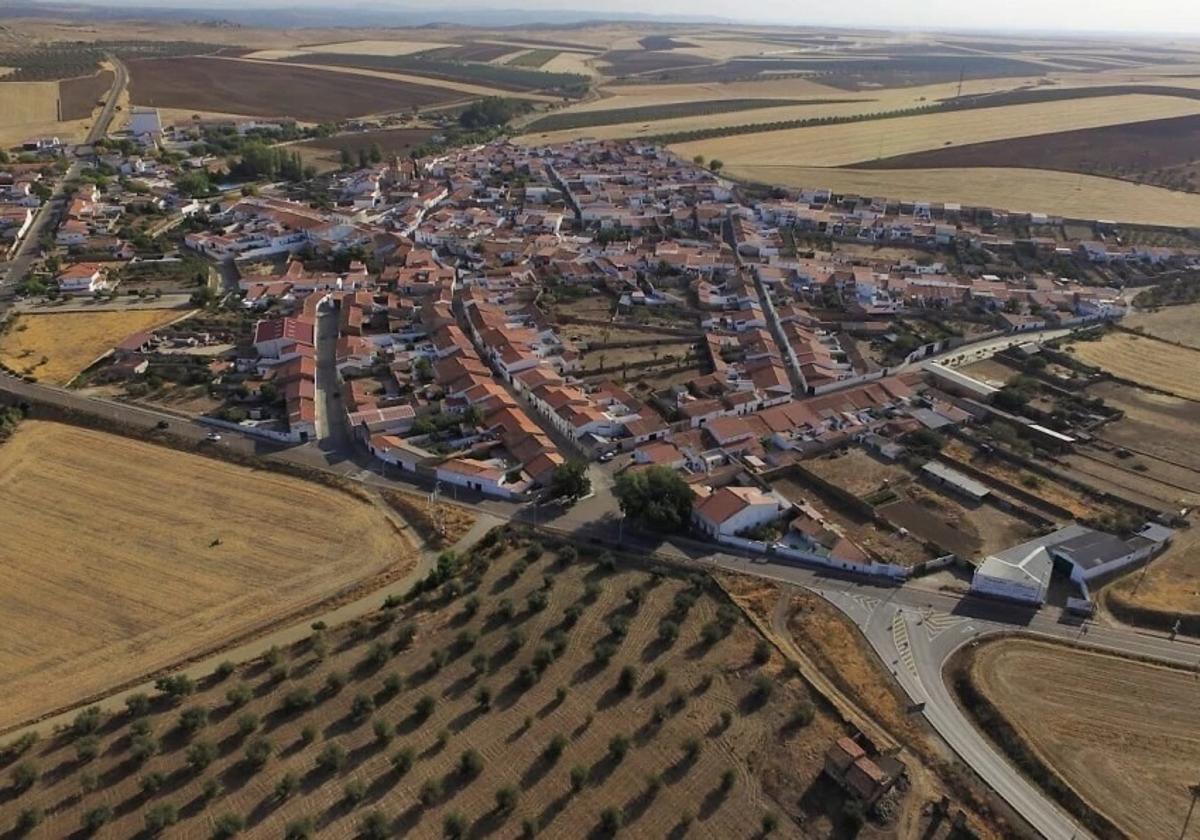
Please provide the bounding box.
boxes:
[970,638,1200,840]
[299,39,455,56]
[669,94,1200,167]
[0,80,83,146]
[0,309,192,385]
[720,164,1200,228]
[0,421,417,731]
[241,48,309,60]
[1069,332,1200,401]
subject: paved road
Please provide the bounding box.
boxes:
[86,56,127,144]
[0,57,127,298]
[1,363,1192,839]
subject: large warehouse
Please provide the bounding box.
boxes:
[971,522,1173,605]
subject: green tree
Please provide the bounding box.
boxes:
[613,466,694,532]
[549,460,591,503]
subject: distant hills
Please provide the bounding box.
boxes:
[0,1,735,28]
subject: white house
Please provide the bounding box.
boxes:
[56,262,105,293]
[693,485,789,538]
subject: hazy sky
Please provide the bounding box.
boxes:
[78,0,1200,36]
[400,0,1200,36]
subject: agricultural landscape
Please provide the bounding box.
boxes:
[1,7,1200,840]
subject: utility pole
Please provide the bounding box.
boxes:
[956,66,964,100]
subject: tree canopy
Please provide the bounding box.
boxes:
[549,461,591,503]
[613,466,694,532]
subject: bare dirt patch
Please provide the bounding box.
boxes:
[966,637,1200,840]
[58,68,113,120]
[0,421,418,732]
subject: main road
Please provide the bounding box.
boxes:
[0,57,127,298]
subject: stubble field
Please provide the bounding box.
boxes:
[1123,303,1200,348]
[722,164,1200,228]
[965,637,1200,840]
[0,528,855,839]
[1068,332,1200,401]
[0,422,417,733]
[0,309,192,385]
[667,94,1200,168]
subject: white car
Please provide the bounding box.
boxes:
[205,431,222,442]
[598,450,616,463]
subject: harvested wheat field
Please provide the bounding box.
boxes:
[721,164,1200,228]
[967,637,1200,840]
[0,421,417,731]
[1105,523,1200,626]
[0,529,881,840]
[0,309,191,385]
[1069,332,1200,401]
[299,39,456,56]
[1124,303,1200,349]
[669,94,1200,167]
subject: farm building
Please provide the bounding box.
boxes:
[972,542,1053,604]
[972,522,1174,604]
[921,461,990,502]
[923,362,999,400]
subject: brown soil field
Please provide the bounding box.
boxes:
[966,637,1200,840]
[0,421,417,732]
[1069,332,1200,401]
[58,69,113,121]
[0,529,879,840]
[721,164,1200,228]
[127,56,461,122]
[1124,302,1200,349]
[772,477,934,568]
[804,448,912,498]
[0,309,193,385]
[857,113,1200,193]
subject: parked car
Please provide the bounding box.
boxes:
[205,431,222,442]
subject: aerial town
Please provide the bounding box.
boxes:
[1,13,1199,840]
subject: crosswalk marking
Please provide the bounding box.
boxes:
[892,611,917,678]
[919,609,967,640]
[850,593,881,611]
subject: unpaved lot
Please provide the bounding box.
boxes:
[0,530,864,839]
[0,422,416,731]
[0,309,192,385]
[969,637,1200,840]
